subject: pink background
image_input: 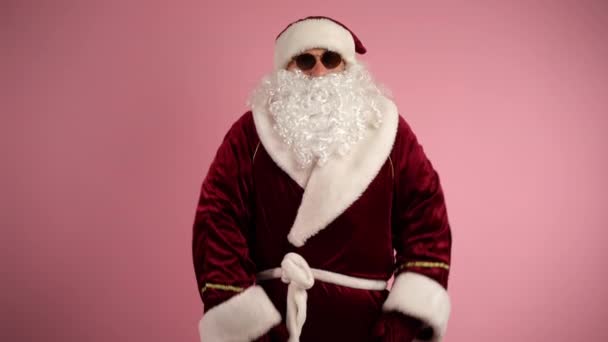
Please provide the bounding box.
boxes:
[3,0,607,341]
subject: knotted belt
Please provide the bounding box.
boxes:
[256,252,388,342]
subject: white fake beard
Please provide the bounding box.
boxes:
[249,63,388,169]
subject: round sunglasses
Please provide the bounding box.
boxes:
[292,50,343,71]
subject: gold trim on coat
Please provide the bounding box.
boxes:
[252,141,261,164]
[201,283,244,294]
[399,261,450,271]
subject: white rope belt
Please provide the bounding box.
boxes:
[256,252,388,342]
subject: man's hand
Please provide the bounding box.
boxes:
[253,323,289,342]
[372,311,423,342]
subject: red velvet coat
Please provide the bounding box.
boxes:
[192,96,452,342]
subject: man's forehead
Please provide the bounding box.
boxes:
[299,48,331,55]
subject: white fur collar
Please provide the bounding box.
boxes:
[251,101,314,189]
[252,96,399,247]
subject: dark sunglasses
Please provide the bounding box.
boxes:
[293,50,343,71]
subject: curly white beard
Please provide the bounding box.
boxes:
[249,63,389,169]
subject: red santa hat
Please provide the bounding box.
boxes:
[274,16,367,70]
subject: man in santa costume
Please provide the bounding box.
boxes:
[192,16,452,342]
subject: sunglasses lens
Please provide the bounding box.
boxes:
[321,51,342,69]
[295,53,316,71]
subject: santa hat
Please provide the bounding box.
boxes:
[274,16,366,70]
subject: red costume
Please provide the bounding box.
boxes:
[192,16,452,342]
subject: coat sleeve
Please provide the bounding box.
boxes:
[379,115,452,342]
[192,113,281,342]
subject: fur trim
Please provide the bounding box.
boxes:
[287,96,398,247]
[274,18,356,70]
[198,285,281,342]
[251,95,398,247]
[251,104,313,189]
[383,272,451,342]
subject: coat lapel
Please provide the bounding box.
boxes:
[252,95,399,247]
[251,104,313,189]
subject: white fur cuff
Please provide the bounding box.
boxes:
[383,272,451,342]
[198,285,281,342]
